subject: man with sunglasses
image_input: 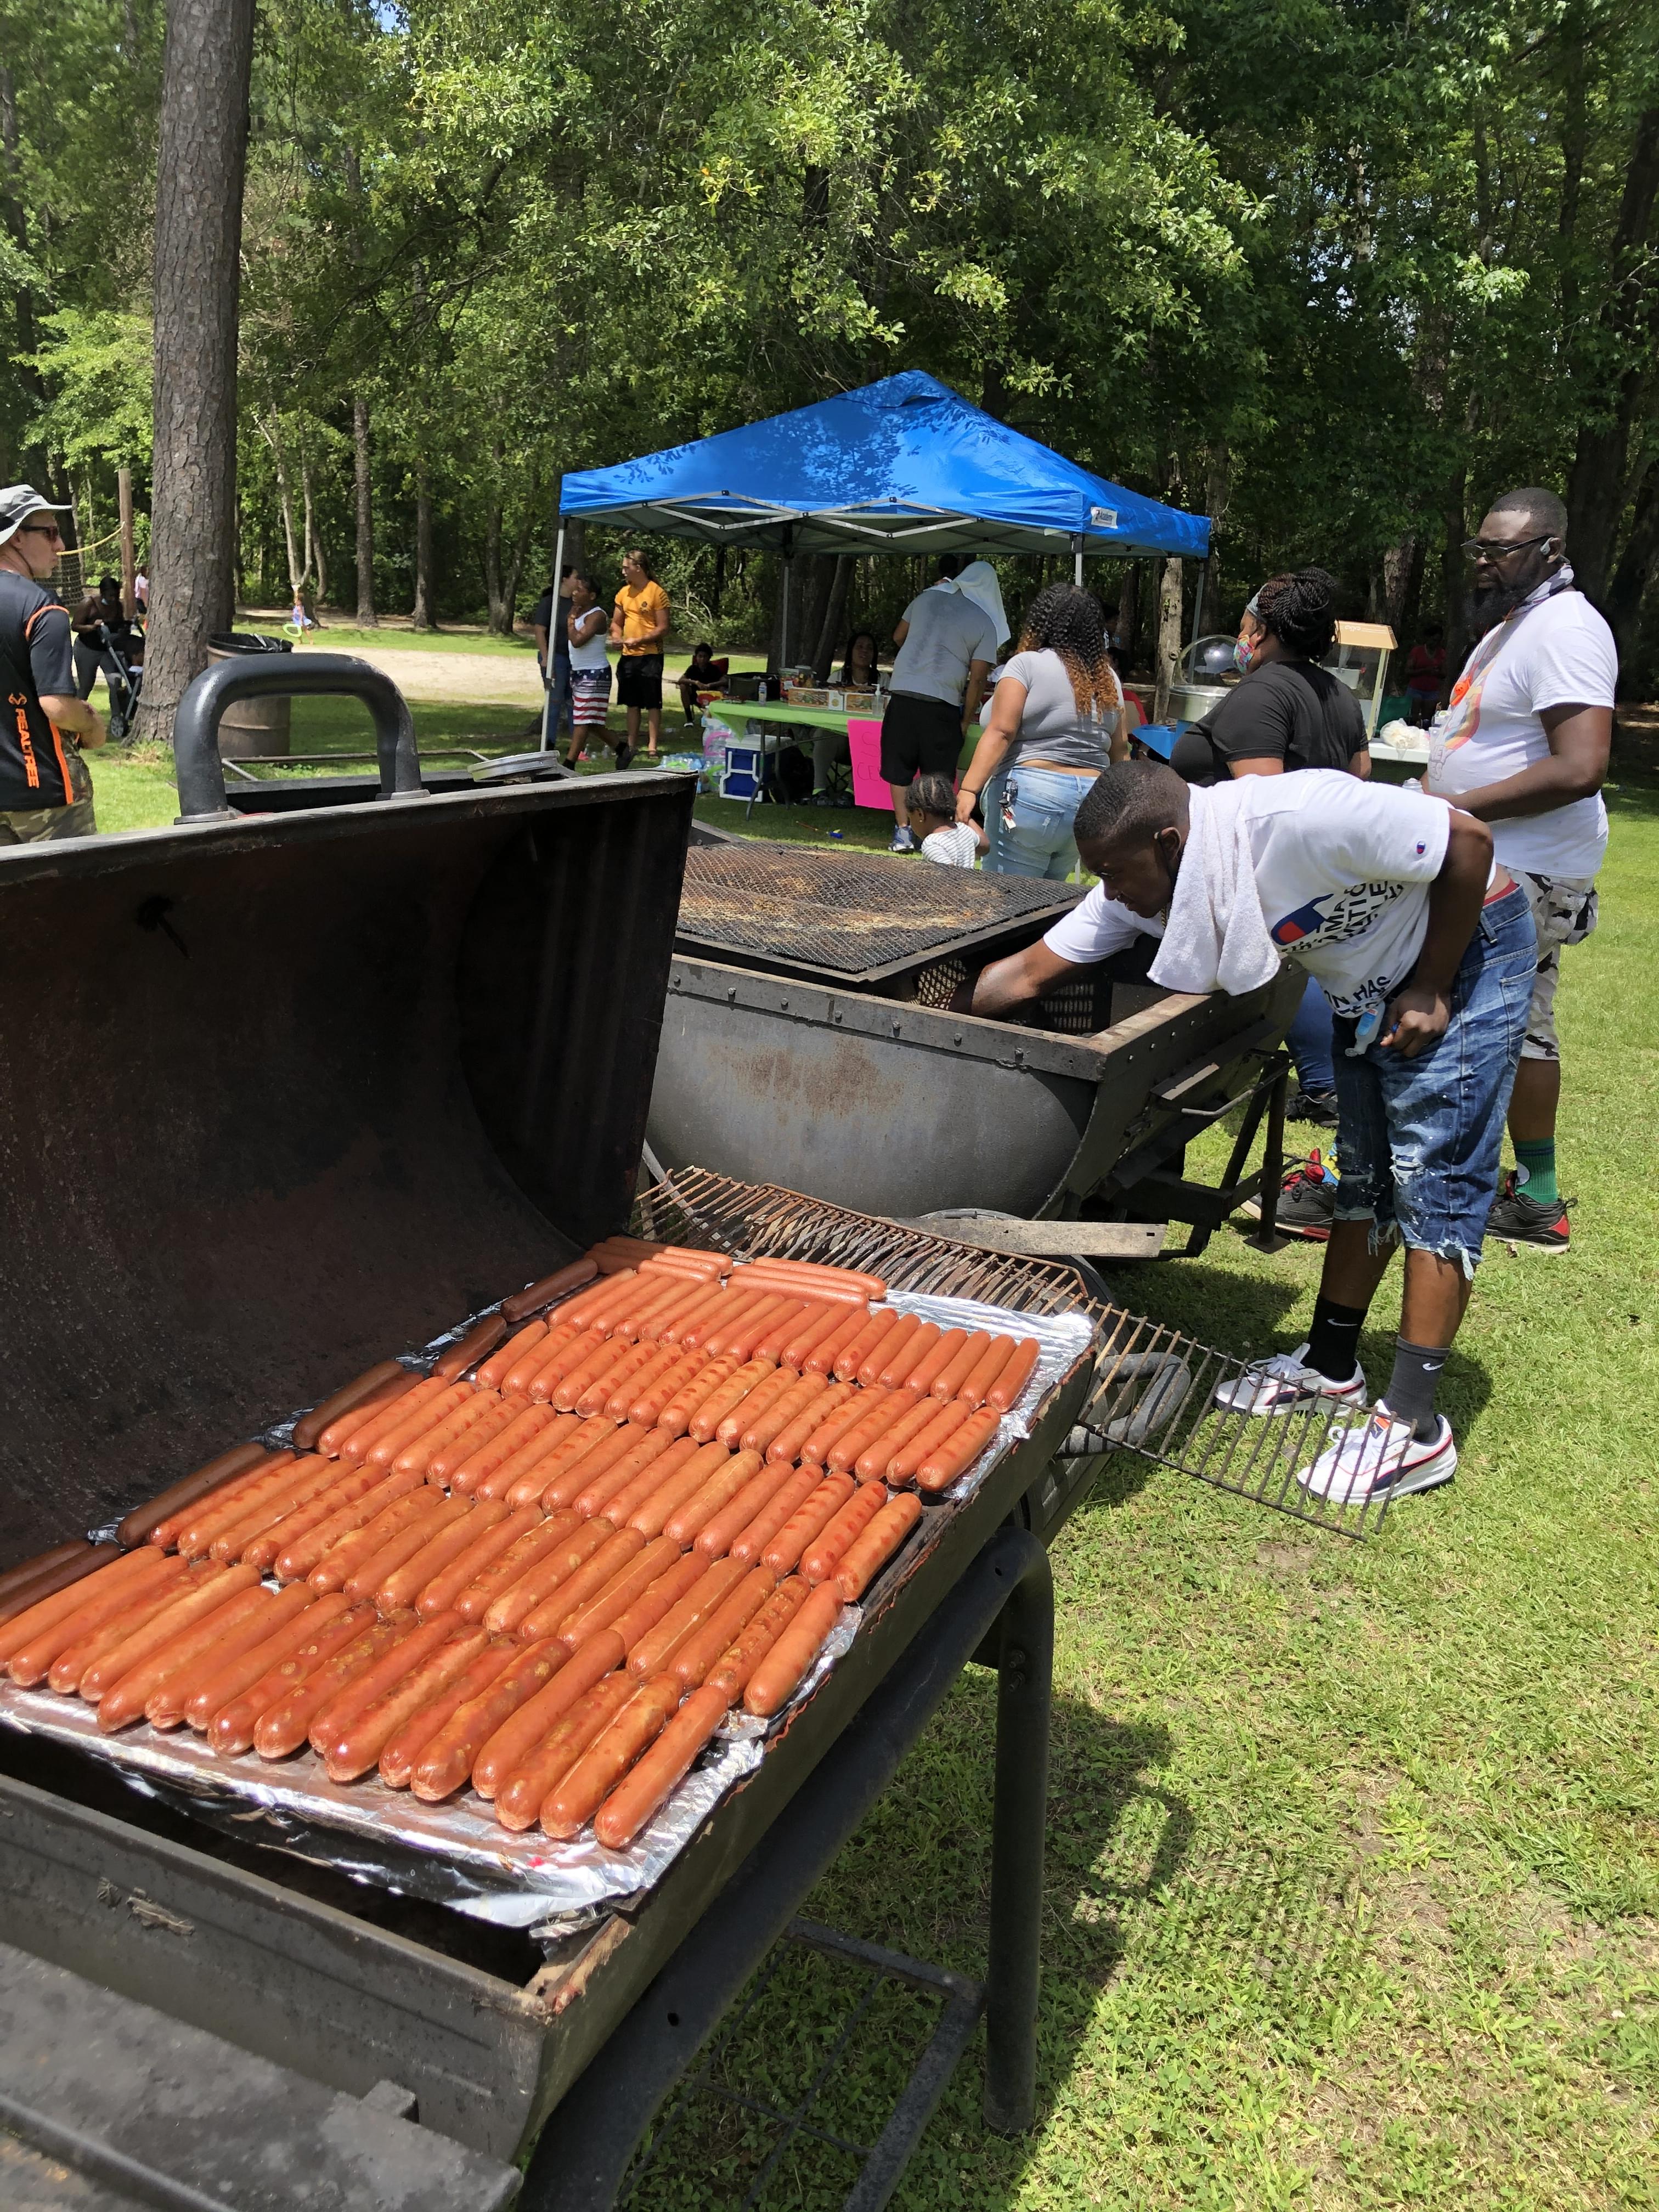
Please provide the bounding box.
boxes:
[1425,487,1613,1251]
[0,484,106,843]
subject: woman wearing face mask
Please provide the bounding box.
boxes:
[1172,568,1368,783]
[1171,567,1369,1158]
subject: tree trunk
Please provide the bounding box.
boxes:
[1153,556,1183,718]
[0,66,47,476]
[352,393,377,624]
[302,462,326,612]
[1604,458,1659,678]
[1565,106,1659,599]
[812,555,852,679]
[503,476,538,630]
[269,430,304,601]
[411,455,435,629]
[1441,466,1470,677]
[135,0,255,741]
[1382,537,1417,633]
[1116,562,1141,665]
[482,445,507,635]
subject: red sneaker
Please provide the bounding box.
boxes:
[1486,1170,1572,1252]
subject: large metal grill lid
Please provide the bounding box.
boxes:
[674,842,1081,984]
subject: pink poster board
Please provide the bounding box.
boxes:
[847,717,888,809]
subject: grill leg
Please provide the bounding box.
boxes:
[1250,1062,1289,1250]
[983,1543,1053,2136]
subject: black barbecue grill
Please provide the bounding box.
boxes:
[0,673,1394,2212]
[673,843,1082,993]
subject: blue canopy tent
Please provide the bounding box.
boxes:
[558,370,1209,564]
[550,371,1211,756]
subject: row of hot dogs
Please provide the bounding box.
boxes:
[0,1240,1043,1855]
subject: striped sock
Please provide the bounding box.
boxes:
[1514,1139,1559,1209]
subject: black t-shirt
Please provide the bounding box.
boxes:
[1194,661,1365,777]
[0,572,77,810]
[531,590,569,652]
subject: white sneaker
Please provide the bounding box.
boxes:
[1211,1342,1366,1417]
[1296,1408,1457,1504]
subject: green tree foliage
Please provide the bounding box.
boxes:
[10,0,1659,678]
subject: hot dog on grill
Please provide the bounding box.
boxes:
[432,1313,509,1382]
[742,1584,844,1717]
[593,1683,729,1850]
[540,1671,681,1839]
[293,1361,409,1452]
[492,1670,636,1831]
[410,1638,567,1801]
[834,1492,923,1599]
[470,1629,626,1802]
[121,1441,275,1550]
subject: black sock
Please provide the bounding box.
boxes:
[1305,1295,1367,1380]
[1385,1339,1448,1440]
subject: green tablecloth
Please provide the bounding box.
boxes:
[704,701,984,740]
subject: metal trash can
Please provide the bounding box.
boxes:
[205,630,293,758]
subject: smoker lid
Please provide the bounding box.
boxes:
[674,842,1081,982]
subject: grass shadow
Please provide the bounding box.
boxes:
[619,1693,1187,2211]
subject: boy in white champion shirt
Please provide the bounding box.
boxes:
[971,761,1537,1504]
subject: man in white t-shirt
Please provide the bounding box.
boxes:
[1426,487,1613,1251]
[972,763,1538,1505]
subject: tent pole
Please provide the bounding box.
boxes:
[1191,557,1209,649]
[541,517,566,753]
[1072,533,1084,588]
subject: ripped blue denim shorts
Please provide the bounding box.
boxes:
[1329,884,1536,1276]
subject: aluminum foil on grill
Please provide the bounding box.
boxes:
[0,1683,764,1936]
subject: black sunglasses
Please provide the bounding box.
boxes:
[1462,533,1554,561]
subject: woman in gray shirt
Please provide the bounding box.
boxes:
[956,583,1126,876]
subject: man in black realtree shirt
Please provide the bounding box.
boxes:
[0,484,106,842]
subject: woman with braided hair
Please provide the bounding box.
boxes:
[956,581,1126,878]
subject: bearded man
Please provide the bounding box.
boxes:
[1425,488,1614,1252]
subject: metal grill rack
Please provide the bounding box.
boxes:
[619,1922,983,2212]
[639,1169,1395,1541]
[674,844,1079,989]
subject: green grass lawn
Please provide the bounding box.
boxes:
[625,785,1659,2210]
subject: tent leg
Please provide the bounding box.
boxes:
[1071,533,1084,588]
[541,519,566,753]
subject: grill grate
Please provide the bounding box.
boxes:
[636,1170,1393,1539]
[675,844,1079,977]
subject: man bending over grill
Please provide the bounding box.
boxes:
[970,760,1537,1505]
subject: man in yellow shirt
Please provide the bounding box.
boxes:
[610,548,670,761]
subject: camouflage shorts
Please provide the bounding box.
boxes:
[1512,866,1598,1062]
[0,794,97,846]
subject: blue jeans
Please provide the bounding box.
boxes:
[983,765,1097,879]
[1286,973,1336,1095]
[546,652,573,740]
[1331,885,1535,1275]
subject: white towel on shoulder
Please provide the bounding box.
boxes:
[1148,781,1281,996]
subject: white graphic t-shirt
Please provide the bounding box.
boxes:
[1430,588,1613,878]
[1047,774,1457,1018]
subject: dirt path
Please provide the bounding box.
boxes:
[293,642,543,707]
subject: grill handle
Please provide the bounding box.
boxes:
[173,654,424,820]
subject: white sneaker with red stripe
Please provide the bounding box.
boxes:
[1296,1407,1458,1504]
[1212,1342,1367,1417]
